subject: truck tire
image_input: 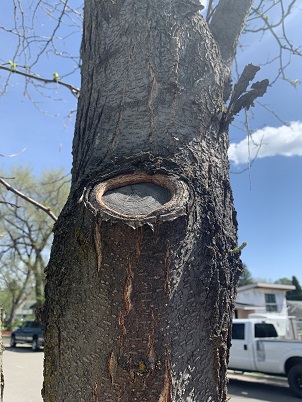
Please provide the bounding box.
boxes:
[288,365,302,398]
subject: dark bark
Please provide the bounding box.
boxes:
[43,1,250,401]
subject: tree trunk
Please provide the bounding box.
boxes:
[43,1,252,400]
[32,264,45,307]
[7,293,16,329]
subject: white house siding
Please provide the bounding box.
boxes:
[236,288,288,316]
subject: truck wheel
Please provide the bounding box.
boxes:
[10,335,16,348]
[288,365,302,398]
[32,336,40,351]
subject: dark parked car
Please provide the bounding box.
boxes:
[10,320,44,351]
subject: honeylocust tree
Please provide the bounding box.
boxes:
[41,0,269,401]
[1,1,301,401]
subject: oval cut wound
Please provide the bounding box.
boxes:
[102,182,171,216]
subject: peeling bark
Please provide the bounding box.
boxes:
[43,0,252,401]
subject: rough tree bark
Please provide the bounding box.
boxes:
[43,1,254,401]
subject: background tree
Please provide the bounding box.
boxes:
[0,167,69,326]
[274,277,292,285]
[286,276,302,301]
[0,274,31,329]
[238,263,255,286]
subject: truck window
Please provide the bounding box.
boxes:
[232,323,245,340]
[254,323,278,338]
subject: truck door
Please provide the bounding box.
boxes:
[229,322,255,371]
[253,323,281,373]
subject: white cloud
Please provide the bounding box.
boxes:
[228,121,302,165]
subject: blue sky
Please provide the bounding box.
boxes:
[1,2,302,284]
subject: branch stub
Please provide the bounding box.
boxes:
[88,173,189,227]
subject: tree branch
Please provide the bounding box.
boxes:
[209,0,253,71]
[0,64,80,98]
[0,148,27,158]
[225,63,269,122]
[0,200,20,208]
[0,177,58,222]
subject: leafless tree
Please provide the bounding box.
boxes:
[0,168,69,326]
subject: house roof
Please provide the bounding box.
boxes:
[237,282,295,292]
[235,302,263,310]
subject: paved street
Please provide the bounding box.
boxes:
[2,339,43,402]
[2,337,302,401]
[228,371,301,402]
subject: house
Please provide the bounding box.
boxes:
[235,282,295,319]
[235,282,297,338]
[14,299,36,320]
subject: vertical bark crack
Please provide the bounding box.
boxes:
[158,348,172,402]
[148,310,156,367]
[123,258,134,314]
[94,220,102,272]
[164,240,171,292]
[108,351,117,384]
[147,63,158,143]
[136,227,143,262]
[119,311,127,350]
[92,381,98,402]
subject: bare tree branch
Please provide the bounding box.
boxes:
[0,64,80,97]
[0,200,19,208]
[0,177,58,222]
[243,0,302,86]
[0,149,27,158]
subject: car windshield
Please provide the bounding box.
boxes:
[21,321,44,329]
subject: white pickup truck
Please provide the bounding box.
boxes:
[229,319,302,398]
